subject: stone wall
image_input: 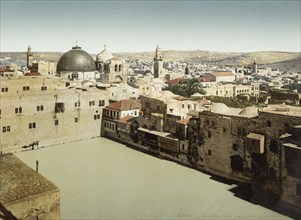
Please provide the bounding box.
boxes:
[0,76,109,154]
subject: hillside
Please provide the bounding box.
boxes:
[259,57,301,72]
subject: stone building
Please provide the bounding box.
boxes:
[0,154,60,219]
[27,46,56,75]
[0,66,18,77]
[101,99,141,140]
[186,104,301,211]
[100,87,301,215]
[202,82,260,98]
[204,71,235,83]
[105,84,140,102]
[0,76,109,153]
[95,46,127,84]
[269,88,301,105]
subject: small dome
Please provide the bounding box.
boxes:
[96,46,113,62]
[57,46,96,72]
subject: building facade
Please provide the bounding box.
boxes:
[202,83,260,98]
[95,46,127,84]
[0,76,108,153]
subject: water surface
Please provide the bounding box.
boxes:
[17,138,288,219]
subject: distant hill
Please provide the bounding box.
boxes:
[1,50,300,72]
[259,57,301,73]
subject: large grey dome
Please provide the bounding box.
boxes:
[57,46,96,72]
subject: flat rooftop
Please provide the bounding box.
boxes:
[259,104,301,117]
[0,154,58,205]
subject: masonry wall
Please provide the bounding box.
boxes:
[0,76,108,153]
[4,189,60,220]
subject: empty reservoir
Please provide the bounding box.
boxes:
[17,138,288,219]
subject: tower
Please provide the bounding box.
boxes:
[27,46,33,69]
[153,45,163,79]
[253,59,257,73]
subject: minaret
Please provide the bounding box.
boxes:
[27,46,33,69]
[253,59,257,73]
[153,45,163,79]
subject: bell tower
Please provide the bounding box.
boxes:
[153,45,163,79]
[27,46,33,69]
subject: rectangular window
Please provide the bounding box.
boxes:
[208,131,211,138]
[29,122,36,129]
[2,126,10,132]
[99,100,105,106]
[15,107,22,114]
[223,127,227,132]
[23,86,30,91]
[55,119,59,126]
[75,102,80,107]
[37,105,44,111]
[1,87,8,92]
[74,118,78,123]
[208,150,212,156]
[89,101,95,106]
[41,86,47,91]
[94,114,100,120]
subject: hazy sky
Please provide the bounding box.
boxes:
[1,0,300,53]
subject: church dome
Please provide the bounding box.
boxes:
[96,46,113,62]
[57,46,96,72]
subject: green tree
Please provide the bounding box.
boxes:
[164,78,205,97]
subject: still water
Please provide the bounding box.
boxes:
[17,138,288,219]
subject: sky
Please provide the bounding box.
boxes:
[1,0,300,53]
